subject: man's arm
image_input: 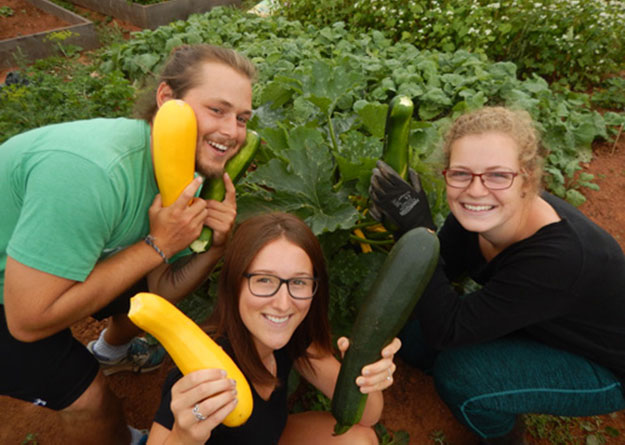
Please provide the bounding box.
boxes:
[147,173,237,300]
[4,177,208,342]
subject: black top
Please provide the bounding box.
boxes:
[418,192,625,383]
[154,338,293,445]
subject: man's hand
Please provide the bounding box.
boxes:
[203,172,237,248]
[148,176,209,257]
[369,160,435,236]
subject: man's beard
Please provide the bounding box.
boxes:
[195,158,225,180]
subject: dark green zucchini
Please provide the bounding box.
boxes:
[331,226,439,435]
[382,95,414,181]
[189,130,261,253]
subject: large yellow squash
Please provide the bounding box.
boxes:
[152,99,197,207]
[128,292,253,427]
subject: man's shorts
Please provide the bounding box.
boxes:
[0,304,99,410]
[0,277,148,409]
[92,277,148,321]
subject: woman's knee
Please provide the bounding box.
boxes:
[280,411,377,445]
[431,347,481,405]
[347,424,378,445]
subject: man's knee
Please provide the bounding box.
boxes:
[60,371,130,443]
[62,371,123,420]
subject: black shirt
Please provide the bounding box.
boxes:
[418,192,625,383]
[154,338,293,444]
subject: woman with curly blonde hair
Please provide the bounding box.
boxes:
[369,106,625,444]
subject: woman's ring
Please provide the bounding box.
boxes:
[386,368,392,381]
[192,403,207,422]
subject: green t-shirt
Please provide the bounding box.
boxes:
[0,118,157,304]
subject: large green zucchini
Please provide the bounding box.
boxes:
[189,130,260,253]
[382,95,414,181]
[331,226,439,435]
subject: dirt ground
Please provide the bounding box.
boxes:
[0,0,69,41]
[1,2,625,444]
[0,0,140,44]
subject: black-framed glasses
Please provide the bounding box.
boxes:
[243,273,318,300]
[442,169,519,190]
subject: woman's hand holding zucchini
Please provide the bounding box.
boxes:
[168,368,238,444]
[336,336,401,394]
[369,160,435,236]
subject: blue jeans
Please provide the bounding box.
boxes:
[399,320,625,439]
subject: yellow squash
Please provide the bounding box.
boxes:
[152,99,197,207]
[128,292,253,427]
[352,228,372,253]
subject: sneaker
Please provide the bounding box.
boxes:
[87,337,166,376]
[129,425,149,445]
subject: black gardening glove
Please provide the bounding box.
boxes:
[369,160,435,237]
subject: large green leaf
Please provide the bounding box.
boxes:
[238,127,359,234]
[354,100,388,138]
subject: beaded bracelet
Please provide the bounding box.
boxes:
[144,235,168,263]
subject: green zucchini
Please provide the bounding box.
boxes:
[189,130,261,253]
[382,95,414,181]
[331,226,439,435]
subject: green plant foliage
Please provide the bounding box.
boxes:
[525,414,621,445]
[275,0,625,91]
[44,30,82,58]
[0,57,134,143]
[20,433,38,445]
[0,5,14,17]
[591,76,625,112]
[99,7,624,211]
[376,423,410,444]
[324,247,387,336]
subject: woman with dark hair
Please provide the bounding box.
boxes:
[369,106,625,444]
[148,213,401,445]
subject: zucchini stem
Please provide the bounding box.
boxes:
[349,234,394,245]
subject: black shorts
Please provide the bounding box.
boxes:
[92,276,149,320]
[0,277,149,410]
[0,304,99,410]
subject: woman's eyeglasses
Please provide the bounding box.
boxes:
[442,169,518,190]
[244,273,318,300]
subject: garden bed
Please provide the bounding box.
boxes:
[1,4,624,444]
[65,0,240,29]
[0,0,98,68]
